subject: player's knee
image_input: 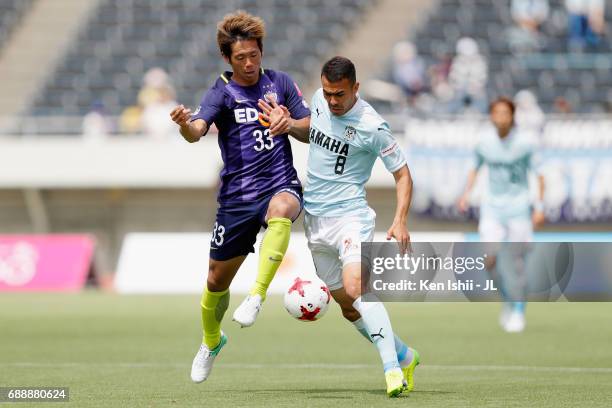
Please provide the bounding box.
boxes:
[267,194,300,220]
[268,201,295,219]
[207,262,229,291]
[343,279,362,301]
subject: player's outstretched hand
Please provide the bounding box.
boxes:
[532,210,545,229]
[258,99,291,136]
[457,194,469,213]
[170,104,192,128]
[386,221,412,256]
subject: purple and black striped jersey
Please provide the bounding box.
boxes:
[191,68,310,204]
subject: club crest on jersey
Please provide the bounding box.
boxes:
[343,125,356,141]
[263,90,278,104]
[262,83,278,105]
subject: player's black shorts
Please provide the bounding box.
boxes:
[209,186,303,261]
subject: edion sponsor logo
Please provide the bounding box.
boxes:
[0,242,39,286]
[234,108,259,123]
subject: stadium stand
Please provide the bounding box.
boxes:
[29,0,375,117]
[401,0,612,113]
[0,0,33,50]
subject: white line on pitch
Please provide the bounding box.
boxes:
[3,362,612,373]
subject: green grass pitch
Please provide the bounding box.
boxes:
[1,293,612,407]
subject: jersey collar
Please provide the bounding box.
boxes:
[221,67,265,87]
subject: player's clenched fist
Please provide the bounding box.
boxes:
[170,104,192,128]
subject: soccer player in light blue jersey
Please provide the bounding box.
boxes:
[458,97,546,332]
[261,56,420,397]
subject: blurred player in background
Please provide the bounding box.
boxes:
[169,10,310,383]
[261,56,420,397]
[458,97,545,332]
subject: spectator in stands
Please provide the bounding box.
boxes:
[391,41,426,105]
[118,67,174,136]
[141,84,178,139]
[429,51,452,88]
[514,90,545,132]
[566,0,606,50]
[82,101,111,140]
[119,105,143,134]
[554,96,573,114]
[508,0,550,53]
[448,37,488,114]
[428,51,454,112]
[139,67,171,106]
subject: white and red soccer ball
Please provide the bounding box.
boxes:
[284,277,331,321]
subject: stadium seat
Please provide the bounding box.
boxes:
[28,0,375,119]
[393,0,612,113]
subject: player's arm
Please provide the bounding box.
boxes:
[529,147,546,228]
[531,174,545,228]
[387,165,413,255]
[287,116,310,143]
[170,104,208,143]
[531,152,546,228]
[373,125,412,253]
[258,74,312,143]
[257,99,310,143]
[458,148,484,213]
[457,168,479,213]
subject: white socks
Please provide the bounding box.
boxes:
[352,296,401,372]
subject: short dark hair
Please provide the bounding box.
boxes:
[321,56,356,84]
[489,97,516,115]
[217,10,265,59]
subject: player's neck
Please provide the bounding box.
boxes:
[497,126,512,139]
[232,72,260,87]
[341,96,359,115]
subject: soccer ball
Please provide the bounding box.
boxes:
[284,276,331,321]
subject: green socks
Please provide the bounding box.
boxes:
[201,287,230,349]
[249,217,292,299]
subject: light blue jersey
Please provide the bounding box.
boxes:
[304,89,407,216]
[475,125,541,220]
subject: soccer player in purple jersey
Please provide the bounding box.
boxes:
[169,10,310,383]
